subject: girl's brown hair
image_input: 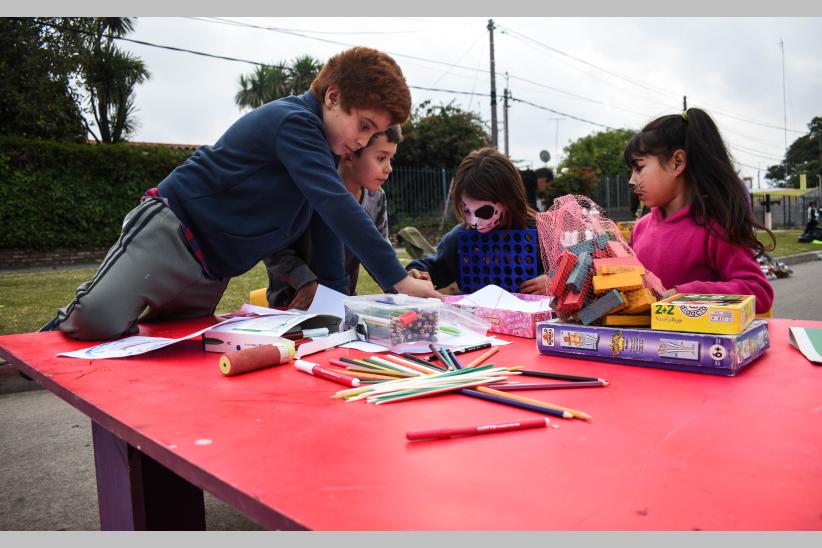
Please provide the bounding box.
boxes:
[451,147,537,230]
[310,47,412,125]
[623,108,775,256]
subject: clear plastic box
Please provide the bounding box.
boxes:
[343,294,442,348]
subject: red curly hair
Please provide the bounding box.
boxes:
[311,47,412,125]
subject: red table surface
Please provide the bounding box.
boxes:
[1,318,821,530]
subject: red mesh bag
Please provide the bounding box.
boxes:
[537,195,665,322]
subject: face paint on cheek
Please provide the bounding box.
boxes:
[461,198,505,233]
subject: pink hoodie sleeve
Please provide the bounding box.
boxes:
[674,232,774,314]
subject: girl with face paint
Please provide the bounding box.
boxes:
[406,147,549,294]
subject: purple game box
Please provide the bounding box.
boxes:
[535,318,770,376]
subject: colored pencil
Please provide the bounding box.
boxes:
[426,342,492,362]
[380,354,441,375]
[518,369,606,383]
[487,381,608,391]
[403,352,448,372]
[458,388,572,419]
[465,347,500,368]
[362,356,424,377]
[407,417,550,441]
[476,386,591,420]
[445,348,464,370]
[429,344,454,370]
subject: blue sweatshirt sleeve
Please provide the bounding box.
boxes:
[274,115,408,291]
[405,224,463,290]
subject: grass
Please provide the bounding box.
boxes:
[0,250,412,336]
[1,233,816,336]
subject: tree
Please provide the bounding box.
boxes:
[235,55,324,111]
[0,18,86,141]
[66,18,151,144]
[558,128,636,177]
[394,101,490,169]
[541,167,600,208]
[765,116,822,188]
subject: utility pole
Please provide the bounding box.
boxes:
[683,96,687,111]
[780,38,789,186]
[488,19,498,149]
[503,72,510,156]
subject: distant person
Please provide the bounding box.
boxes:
[534,167,554,211]
[520,169,539,211]
[624,108,774,314]
[42,47,440,340]
[407,147,547,294]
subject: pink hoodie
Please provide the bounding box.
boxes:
[631,205,773,314]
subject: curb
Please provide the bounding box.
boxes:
[779,250,822,266]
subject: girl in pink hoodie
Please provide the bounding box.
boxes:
[624,108,775,314]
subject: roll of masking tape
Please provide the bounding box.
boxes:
[218,339,295,376]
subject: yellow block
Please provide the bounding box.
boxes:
[602,314,651,327]
[249,287,267,307]
[596,264,645,275]
[624,288,656,314]
[592,272,644,294]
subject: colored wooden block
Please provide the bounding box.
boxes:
[602,314,652,327]
[568,234,610,256]
[624,288,656,314]
[548,251,577,297]
[592,257,642,272]
[595,263,646,275]
[566,251,592,293]
[592,248,610,260]
[605,241,629,257]
[578,289,626,325]
[592,272,644,294]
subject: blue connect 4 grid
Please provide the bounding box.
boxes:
[458,229,540,293]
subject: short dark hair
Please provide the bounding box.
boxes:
[535,167,554,181]
[353,125,403,157]
[310,47,412,125]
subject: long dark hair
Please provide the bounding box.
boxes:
[451,147,537,229]
[623,108,774,256]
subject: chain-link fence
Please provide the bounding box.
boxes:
[384,166,821,229]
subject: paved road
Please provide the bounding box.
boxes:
[1,257,820,530]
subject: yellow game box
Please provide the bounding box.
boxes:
[651,293,755,335]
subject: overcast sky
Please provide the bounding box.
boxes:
[119,16,822,187]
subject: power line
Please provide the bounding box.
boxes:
[498,23,807,135]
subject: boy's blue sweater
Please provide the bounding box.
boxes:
[157,91,407,293]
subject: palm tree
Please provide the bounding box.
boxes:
[67,17,151,143]
[288,55,323,95]
[234,65,290,110]
[234,56,323,111]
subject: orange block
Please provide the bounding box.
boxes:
[602,314,651,327]
[595,263,646,275]
[592,272,644,294]
[624,288,656,314]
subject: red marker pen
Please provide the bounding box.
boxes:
[406,417,549,441]
[295,359,360,387]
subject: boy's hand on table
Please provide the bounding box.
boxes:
[519,275,548,295]
[288,281,318,310]
[406,268,432,282]
[394,275,442,299]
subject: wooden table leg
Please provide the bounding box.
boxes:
[91,421,206,530]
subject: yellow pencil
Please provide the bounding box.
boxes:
[466,346,500,368]
[476,386,591,420]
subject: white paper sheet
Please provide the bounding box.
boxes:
[452,284,552,313]
[307,284,346,324]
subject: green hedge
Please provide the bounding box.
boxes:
[0,137,192,249]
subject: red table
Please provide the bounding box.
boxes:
[1,318,820,530]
